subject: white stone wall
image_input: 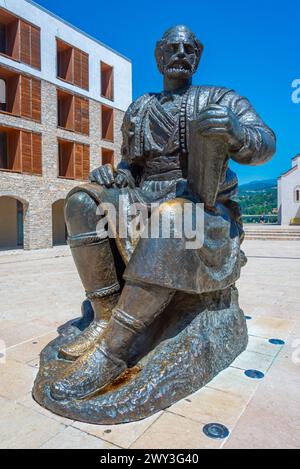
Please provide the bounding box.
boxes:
[0,0,132,111]
[278,157,300,225]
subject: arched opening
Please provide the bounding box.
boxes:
[52,199,67,246]
[0,196,24,249]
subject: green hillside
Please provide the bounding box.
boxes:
[234,179,277,221]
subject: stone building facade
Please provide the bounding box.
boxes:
[0,0,132,250]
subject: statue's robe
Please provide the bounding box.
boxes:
[69,85,275,294]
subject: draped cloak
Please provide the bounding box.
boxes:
[68,85,275,294]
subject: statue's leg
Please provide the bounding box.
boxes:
[51,281,175,400]
[59,191,123,361]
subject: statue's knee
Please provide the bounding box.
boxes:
[158,199,186,215]
[65,192,99,236]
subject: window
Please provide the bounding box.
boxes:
[101,61,114,101]
[0,65,41,121]
[57,89,89,135]
[58,139,89,180]
[57,39,89,90]
[295,187,300,203]
[57,89,74,131]
[0,78,6,110]
[101,105,114,142]
[101,147,114,167]
[0,7,41,69]
[0,131,8,168]
[0,126,41,174]
[58,140,73,179]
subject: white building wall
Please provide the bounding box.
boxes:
[277,177,282,224]
[0,0,132,111]
[279,158,300,225]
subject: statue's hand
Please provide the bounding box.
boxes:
[89,164,115,187]
[114,171,129,188]
[196,105,244,150]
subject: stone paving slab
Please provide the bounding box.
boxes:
[0,241,299,448]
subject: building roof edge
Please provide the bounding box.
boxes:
[25,0,132,63]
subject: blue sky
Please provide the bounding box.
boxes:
[35,0,300,184]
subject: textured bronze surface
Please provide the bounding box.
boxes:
[33,287,248,424]
[33,25,275,422]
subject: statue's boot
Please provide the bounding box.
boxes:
[58,289,119,361]
[51,282,175,400]
[59,192,123,361]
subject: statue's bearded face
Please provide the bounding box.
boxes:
[159,30,200,79]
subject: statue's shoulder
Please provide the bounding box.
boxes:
[125,92,158,116]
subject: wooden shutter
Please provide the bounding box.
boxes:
[6,19,20,60]
[74,96,89,134]
[81,97,89,134]
[6,75,20,115]
[74,143,89,180]
[31,78,41,121]
[65,95,74,130]
[74,49,89,89]
[101,62,113,100]
[20,21,31,66]
[20,131,42,174]
[20,75,41,121]
[81,52,89,90]
[20,21,41,68]
[74,143,83,179]
[32,133,42,174]
[74,96,81,133]
[21,130,32,173]
[58,91,74,130]
[58,47,73,83]
[83,144,90,180]
[30,25,40,69]
[59,142,67,178]
[20,75,31,119]
[102,106,114,141]
[7,130,21,171]
[73,49,82,88]
[102,148,114,167]
[59,141,74,178]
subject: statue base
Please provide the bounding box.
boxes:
[32,286,248,424]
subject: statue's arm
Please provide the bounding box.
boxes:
[114,97,148,187]
[218,90,276,166]
[114,160,141,188]
[89,99,143,188]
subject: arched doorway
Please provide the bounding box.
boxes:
[0,196,24,249]
[52,199,67,246]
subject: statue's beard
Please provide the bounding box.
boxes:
[164,60,194,79]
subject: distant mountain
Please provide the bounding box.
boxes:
[234,179,277,217]
[238,179,277,193]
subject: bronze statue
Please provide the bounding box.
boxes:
[33,26,275,423]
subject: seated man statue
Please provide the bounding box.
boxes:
[50,25,275,401]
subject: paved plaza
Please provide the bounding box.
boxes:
[0,240,299,449]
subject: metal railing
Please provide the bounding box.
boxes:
[242,214,278,224]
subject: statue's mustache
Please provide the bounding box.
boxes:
[166,59,192,71]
